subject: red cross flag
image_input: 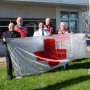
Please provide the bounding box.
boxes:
[7,34,87,78]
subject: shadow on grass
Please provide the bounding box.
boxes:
[68,58,90,69]
[36,75,90,90]
[69,61,90,69]
[48,58,90,73]
[71,58,88,62]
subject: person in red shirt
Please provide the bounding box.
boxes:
[14,17,28,38]
[44,18,54,35]
[58,22,70,34]
[58,22,70,69]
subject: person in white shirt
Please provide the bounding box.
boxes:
[33,22,50,36]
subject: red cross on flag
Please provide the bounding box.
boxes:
[34,39,66,67]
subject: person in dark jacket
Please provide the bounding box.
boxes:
[2,23,21,80]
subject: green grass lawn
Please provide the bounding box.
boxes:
[0,58,90,90]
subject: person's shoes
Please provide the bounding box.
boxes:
[64,63,69,70]
[8,75,13,80]
[16,76,22,79]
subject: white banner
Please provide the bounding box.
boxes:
[7,34,88,78]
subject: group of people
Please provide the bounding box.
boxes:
[2,16,70,80]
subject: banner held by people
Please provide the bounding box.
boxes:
[7,34,88,78]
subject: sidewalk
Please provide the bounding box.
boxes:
[0,57,6,67]
[87,46,90,57]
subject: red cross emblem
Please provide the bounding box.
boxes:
[34,39,66,67]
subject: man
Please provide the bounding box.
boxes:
[44,18,54,35]
[33,22,50,36]
[14,17,28,37]
[2,23,21,80]
[58,22,70,34]
[58,22,70,69]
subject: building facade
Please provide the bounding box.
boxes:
[0,0,89,38]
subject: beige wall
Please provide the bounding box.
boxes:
[0,4,56,19]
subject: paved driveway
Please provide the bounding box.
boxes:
[0,57,6,67]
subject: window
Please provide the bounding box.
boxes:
[0,21,10,39]
[0,27,8,38]
[70,12,78,19]
[61,11,69,19]
[70,20,78,32]
[60,11,78,33]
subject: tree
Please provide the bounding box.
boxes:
[82,12,89,32]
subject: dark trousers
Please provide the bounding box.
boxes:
[6,55,13,76]
[64,63,68,69]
